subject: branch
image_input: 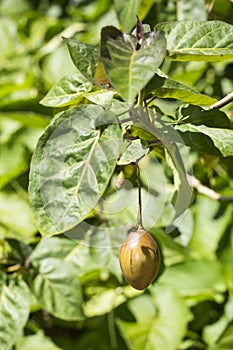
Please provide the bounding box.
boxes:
[187,175,233,202]
[208,92,233,110]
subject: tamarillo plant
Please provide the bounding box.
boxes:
[1,4,233,349]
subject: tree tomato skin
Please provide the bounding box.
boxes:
[119,228,160,290]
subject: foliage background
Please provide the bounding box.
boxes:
[0,0,233,349]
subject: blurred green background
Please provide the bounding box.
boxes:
[0,1,233,349]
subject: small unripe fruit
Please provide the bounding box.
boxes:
[119,228,160,290]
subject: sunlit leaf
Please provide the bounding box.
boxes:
[100,26,166,104]
[31,255,83,320]
[0,143,27,188]
[155,20,233,61]
[147,73,217,106]
[29,105,122,236]
[0,191,37,241]
[63,37,99,81]
[177,0,207,21]
[114,0,141,32]
[40,74,92,107]
[0,278,30,350]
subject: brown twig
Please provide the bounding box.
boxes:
[188,175,233,202]
[208,92,233,110]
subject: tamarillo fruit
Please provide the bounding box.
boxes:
[119,228,160,290]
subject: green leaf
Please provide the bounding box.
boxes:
[203,298,233,347]
[83,90,115,108]
[177,0,207,21]
[0,191,37,242]
[30,236,76,265]
[147,73,217,106]
[176,105,232,128]
[31,256,83,320]
[0,113,50,128]
[16,331,62,350]
[40,74,92,107]
[0,278,30,350]
[117,139,150,165]
[100,26,166,104]
[134,107,193,227]
[117,287,190,350]
[155,20,233,61]
[158,260,226,303]
[29,105,122,236]
[0,143,27,188]
[190,196,232,260]
[176,123,233,157]
[114,0,141,32]
[63,37,99,81]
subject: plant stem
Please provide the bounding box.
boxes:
[136,163,144,229]
[188,175,233,202]
[137,89,145,107]
[208,92,233,110]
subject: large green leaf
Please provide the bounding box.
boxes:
[40,74,92,107]
[117,287,190,350]
[190,196,232,260]
[158,260,226,303]
[63,37,99,81]
[31,255,83,320]
[176,123,233,157]
[155,20,233,61]
[0,277,30,350]
[114,0,141,32]
[147,72,217,106]
[29,105,122,236]
[100,26,166,104]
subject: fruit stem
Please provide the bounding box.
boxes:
[136,163,143,230]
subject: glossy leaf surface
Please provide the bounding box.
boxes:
[155,20,233,61]
[29,105,122,236]
[0,277,30,350]
[40,74,92,107]
[100,26,166,104]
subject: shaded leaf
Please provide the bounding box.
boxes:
[134,107,193,228]
[31,256,83,320]
[63,37,99,81]
[203,298,233,347]
[190,196,232,260]
[29,105,122,236]
[176,123,233,157]
[0,278,30,350]
[118,139,150,165]
[40,74,92,107]
[155,20,233,61]
[100,26,166,104]
[117,288,190,350]
[158,260,226,303]
[16,331,62,350]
